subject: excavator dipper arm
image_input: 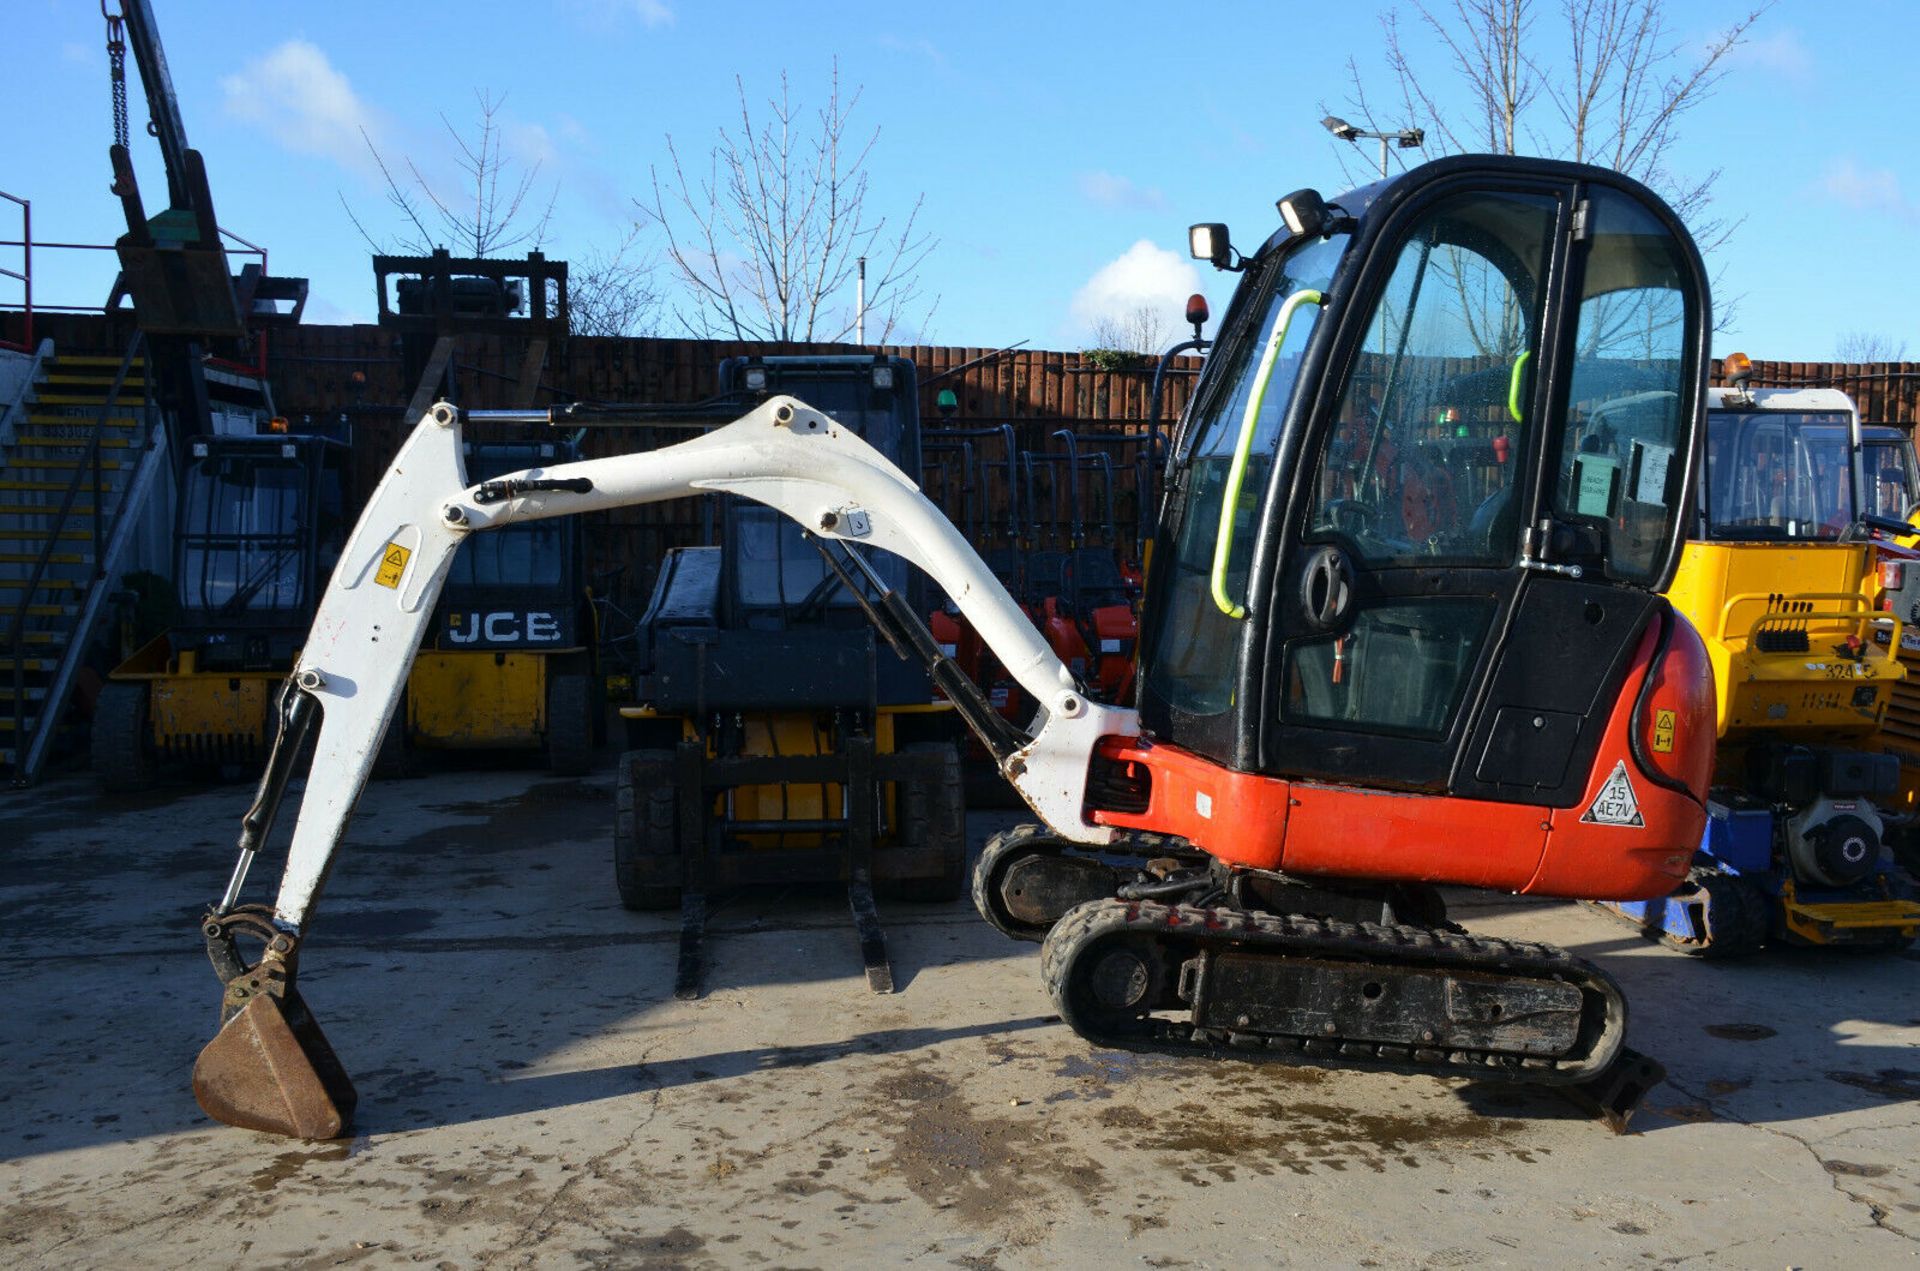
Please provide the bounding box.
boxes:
[193,397,1136,1138]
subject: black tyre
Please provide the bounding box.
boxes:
[881,740,967,903]
[615,749,681,911]
[971,823,1068,941]
[1679,870,1769,958]
[546,668,596,776]
[91,681,157,793]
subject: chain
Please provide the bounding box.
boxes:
[105,9,129,151]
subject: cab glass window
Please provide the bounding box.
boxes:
[1863,429,1917,520]
[1552,189,1695,581]
[1144,231,1346,717]
[1306,190,1558,566]
[1701,413,1855,541]
[179,458,306,615]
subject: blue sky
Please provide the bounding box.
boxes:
[4,1,1915,360]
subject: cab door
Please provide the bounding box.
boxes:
[1261,173,1705,805]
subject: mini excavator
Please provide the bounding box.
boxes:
[192,156,1716,1140]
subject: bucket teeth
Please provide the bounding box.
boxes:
[192,988,358,1139]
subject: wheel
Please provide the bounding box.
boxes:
[970,822,1079,941]
[615,749,681,911]
[880,741,966,903]
[91,681,156,793]
[1678,870,1769,958]
[546,667,596,776]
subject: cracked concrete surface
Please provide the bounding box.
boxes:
[4,760,1919,1268]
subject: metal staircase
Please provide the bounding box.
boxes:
[1,336,168,783]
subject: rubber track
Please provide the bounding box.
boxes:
[1041,898,1628,1087]
[971,823,1206,942]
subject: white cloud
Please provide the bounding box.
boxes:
[632,0,674,27]
[1077,170,1169,212]
[220,40,379,177]
[504,120,557,170]
[876,34,945,65]
[1069,240,1201,339]
[1821,158,1919,222]
[1725,29,1813,84]
[555,113,595,150]
[301,294,372,326]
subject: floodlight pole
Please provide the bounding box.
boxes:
[1319,115,1425,178]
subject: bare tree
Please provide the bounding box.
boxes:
[568,224,665,338]
[1088,304,1171,356]
[1836,331,1911,363]
[341,89,554,257]
[1340,1,1769,260]
[639,62,937,342]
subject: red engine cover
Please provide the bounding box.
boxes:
[1092,612,1712,902]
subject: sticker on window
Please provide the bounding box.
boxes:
[1580,760,1644,827]
[1631,440,1673,505]
[1575,454,1620,518]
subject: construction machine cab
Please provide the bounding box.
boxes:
[379,436,598,774]
[171,431,350,671]
[1140,159,1707,826]
[1598,384,1920,953]
[93,422,350,787]
[433,439,587,651]
[715,355,922,631]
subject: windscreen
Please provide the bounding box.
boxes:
[177,457,307,616]
[729,367,915,621]
[446,446,572,589]
[1701,411,1856,541]
[1863,429,1918,520]
[446,523,566,587]
[1143,231,1347,718]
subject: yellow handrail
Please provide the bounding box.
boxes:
[1714,590,1902,658]
[1209,287,1323,620]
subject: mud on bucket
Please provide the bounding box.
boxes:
[192,987,358,1140]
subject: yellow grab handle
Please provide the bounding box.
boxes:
[1210,288,1324,620]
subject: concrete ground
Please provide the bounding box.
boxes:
[3,757,1919,1270]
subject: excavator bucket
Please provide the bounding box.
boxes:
[191,987,357,1140]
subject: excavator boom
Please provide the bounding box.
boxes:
[193,395,1134,1138]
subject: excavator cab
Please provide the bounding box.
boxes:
[1118,159,1710,899]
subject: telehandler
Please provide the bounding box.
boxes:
[1594,376,1920,952]
[191,155,1715,1140]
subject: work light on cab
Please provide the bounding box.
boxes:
[1188,223,1234,269]
[1275,187,1331,238]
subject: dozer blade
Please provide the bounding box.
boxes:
[192,988,357,1139]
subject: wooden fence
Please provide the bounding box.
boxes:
[10,310,1920,607]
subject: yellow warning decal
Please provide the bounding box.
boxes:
[1652,707,1676,754]
[374,542,411,589]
